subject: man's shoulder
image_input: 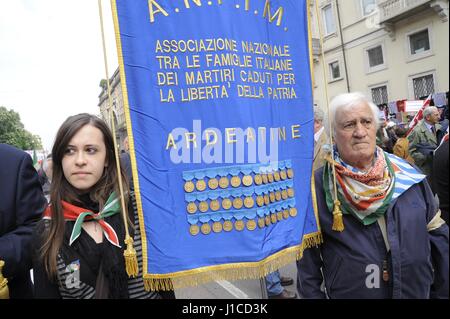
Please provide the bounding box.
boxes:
[0,143,27,158]
[0,144,29,170]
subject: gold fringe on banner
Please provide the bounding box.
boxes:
[142,232,322,291]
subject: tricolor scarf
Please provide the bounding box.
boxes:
[324,147,395,226]
[44,192,121,247]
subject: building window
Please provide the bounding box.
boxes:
[409,29,430,55]
[361,0,376,16]
[371,86,388,105]
[367,45,384,68]
[329,61,341,81]
[412,74,434,99]
[322,4,336,35]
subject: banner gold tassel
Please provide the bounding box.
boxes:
[332,200,344,232]
[0,260,9,299]
[124,236,139,277]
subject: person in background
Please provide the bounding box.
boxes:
[393,127,414,165]
[265,270,296,299]
[38,154,53,202]
[0,144,47,298]
[408,106,443,185]
[313,106,329,172]
[376,117,395,153]
[120,136,132,186]
[433,135,449,224]
[32,114,160,299]
[297,92,448,299]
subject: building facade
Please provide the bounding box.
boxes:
[310,0,449,112]
[98,68,128,150]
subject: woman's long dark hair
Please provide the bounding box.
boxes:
[40,113,129,279]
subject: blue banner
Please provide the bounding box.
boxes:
[112,0,321,289]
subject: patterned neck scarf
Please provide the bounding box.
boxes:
[44,192,122,247]
[323,147,395,226]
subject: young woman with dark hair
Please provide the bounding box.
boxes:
[32,113,161,299]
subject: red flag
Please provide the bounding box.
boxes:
[406,94,432,136]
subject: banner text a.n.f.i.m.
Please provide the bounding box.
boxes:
[112,0,321,290]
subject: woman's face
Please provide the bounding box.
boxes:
[62,124,108,191]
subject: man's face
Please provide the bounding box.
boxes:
[334,102,377,171]
[425,109,440,125]
[314,119,323,134]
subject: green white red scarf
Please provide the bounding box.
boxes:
[43,192,121,247]
[323,147,395,226]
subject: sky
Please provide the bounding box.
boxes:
[0,0,118,151]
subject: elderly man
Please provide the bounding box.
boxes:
[408,106,442,181]
[313,106,329,172]
[297,93,448,299]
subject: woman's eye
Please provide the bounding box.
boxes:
[64,148,75,155]
[86,148,97,154]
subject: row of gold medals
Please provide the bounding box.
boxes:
[184,168,297,235]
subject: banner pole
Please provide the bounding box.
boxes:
[313,0,343,231]
[97,0,138,277]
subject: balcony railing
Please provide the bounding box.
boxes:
[378,0,431,23]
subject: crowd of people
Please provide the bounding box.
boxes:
[0,92,448,299]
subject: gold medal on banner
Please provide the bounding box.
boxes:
[235,220,245,231]
[271,213,277,224]
[223,220,233,232]
[281,189,288,200]
[210,199,220,211]
[258,218,266,228]
[277,212,283,221]
[189,225,199,236]
[254,174,263,185]
[265,216,271,226]
[274,171,281,182]
[212,222,223,233]
[262,174,268,184]
[268,173,274,183]
[196,180,207,192]
[208,178,219,190]
[289,207,298,217]
[246,220,257,231]
[242,175,253,187]
[184,181,195,193]
[283,209,290,219]
[233,197,243,209]
[269,192,276,203]
[186,202,197,214]
[275,191,282,202]
[287,168,294,179]
[244,197,254,208]
[280,170,287,180]
[222,198,232,210]
[231,176,241,188]
[201,223,211,235]
[199,201,209,213]
[256,195,264,207]
[287,188,295,198]
[219,176,229,189]
[264,194,270,205]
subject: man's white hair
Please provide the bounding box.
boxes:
[314,105,325,122]
[423,106,438,118]
[327,92,380,134]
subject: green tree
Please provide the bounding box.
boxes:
[0,106,43,150]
